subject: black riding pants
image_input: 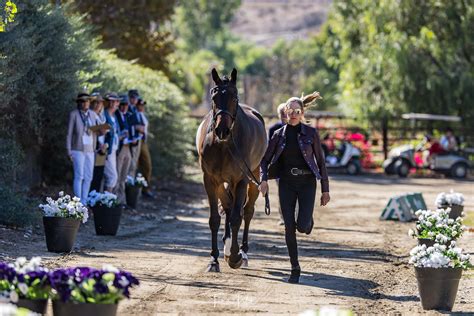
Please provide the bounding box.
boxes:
[278,176,316,267]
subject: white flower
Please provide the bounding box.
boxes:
[102,264,119,273]
[17,283,28,296]
[435,190,464,207]
[118,276,129,287]
[15,257,27,266]
[9,291,18,303]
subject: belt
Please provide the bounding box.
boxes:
[290,168,313,176]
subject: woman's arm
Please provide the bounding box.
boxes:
[312,129,329,193]
[259,133,279,182]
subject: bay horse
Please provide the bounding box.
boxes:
[196,68,267,272]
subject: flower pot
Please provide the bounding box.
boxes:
[16,298,48,315]
[93,205,122,236]
[125,185,142,209]
[441,204,464,219]
[418,239,436,247]
[52,301,118,316]
[43,217,80,253]
[415,267,462,311]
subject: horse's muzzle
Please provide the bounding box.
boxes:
[216,126,231,140]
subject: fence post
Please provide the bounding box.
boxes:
[382,116,388,160]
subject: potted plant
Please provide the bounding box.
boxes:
[409,242,472,311]
[3,257,50,315]
[435,190,465,219]
[409,209,465,247]
[87,191,122,236]
[0,262,18,304]
[125,173,148,209]
[39,191,88,253]
[50,265,139,316]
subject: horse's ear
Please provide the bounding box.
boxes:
[230,68,237,85]
[211,68,222,85]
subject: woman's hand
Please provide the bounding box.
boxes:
[320,192,330,206]
[259,181,268,197]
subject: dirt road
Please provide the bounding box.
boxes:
[1,172,473,315]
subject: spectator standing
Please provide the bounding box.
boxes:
[66,93,98,203]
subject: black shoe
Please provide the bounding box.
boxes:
[287,268,301,284]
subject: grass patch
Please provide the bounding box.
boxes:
[464,210,474,228]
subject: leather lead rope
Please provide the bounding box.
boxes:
[228,130,271,216]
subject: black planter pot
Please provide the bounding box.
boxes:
[418,239,436,247]
[43,217,81,253]
[415,267,462,311]
[125,185,142,208]
[16,298,48,315]
[52,301,118,316]
[440,204,464,219]
[93,205,122,236]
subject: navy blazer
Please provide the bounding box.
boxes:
[115,110,134,152]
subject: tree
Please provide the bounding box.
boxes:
[326,0,474,126]
[61,0,177,74]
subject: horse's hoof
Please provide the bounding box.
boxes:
[206,262,220,273]
[228,254,243,269]
[224,255,230,263]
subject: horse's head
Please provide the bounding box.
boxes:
[210,68,238,141]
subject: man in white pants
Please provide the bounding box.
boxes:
[67,93,99,203]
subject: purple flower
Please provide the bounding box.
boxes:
[0,262,16,282]
[94,282,109,294]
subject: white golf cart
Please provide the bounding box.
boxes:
[383,113,471,178]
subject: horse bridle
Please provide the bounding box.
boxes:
[210,86,238,135]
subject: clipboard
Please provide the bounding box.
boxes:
[89,123,111,132]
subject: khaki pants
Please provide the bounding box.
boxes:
[138,141,152,192]
[114,145,131,204]
[128,141,142,177]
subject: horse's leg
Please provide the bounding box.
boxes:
[241,178,259,268]
[204,174,220,272]
[228,179,248,269]
[217,184,232,262]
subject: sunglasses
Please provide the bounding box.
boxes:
[286,108,302,115]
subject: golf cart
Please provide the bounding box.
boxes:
[325,142,361,175]
[305,110,362,175]
[383,113,471,178]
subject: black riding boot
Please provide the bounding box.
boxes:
[288,266,301,284]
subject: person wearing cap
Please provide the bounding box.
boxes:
[66,92,99,203]
[102,92,121,192]
[127,89,145,177]
[136,98,154,198]
[89,92,109,192]
[114,94,136,204]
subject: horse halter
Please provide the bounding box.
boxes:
[210,85,239,136]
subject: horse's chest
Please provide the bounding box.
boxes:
[201,147,239,181]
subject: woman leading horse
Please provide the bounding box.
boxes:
[259,93,331,283]
[196,68,267,272]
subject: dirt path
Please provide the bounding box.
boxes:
[1,172,473,315]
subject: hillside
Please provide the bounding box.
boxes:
[230,0,333,46]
